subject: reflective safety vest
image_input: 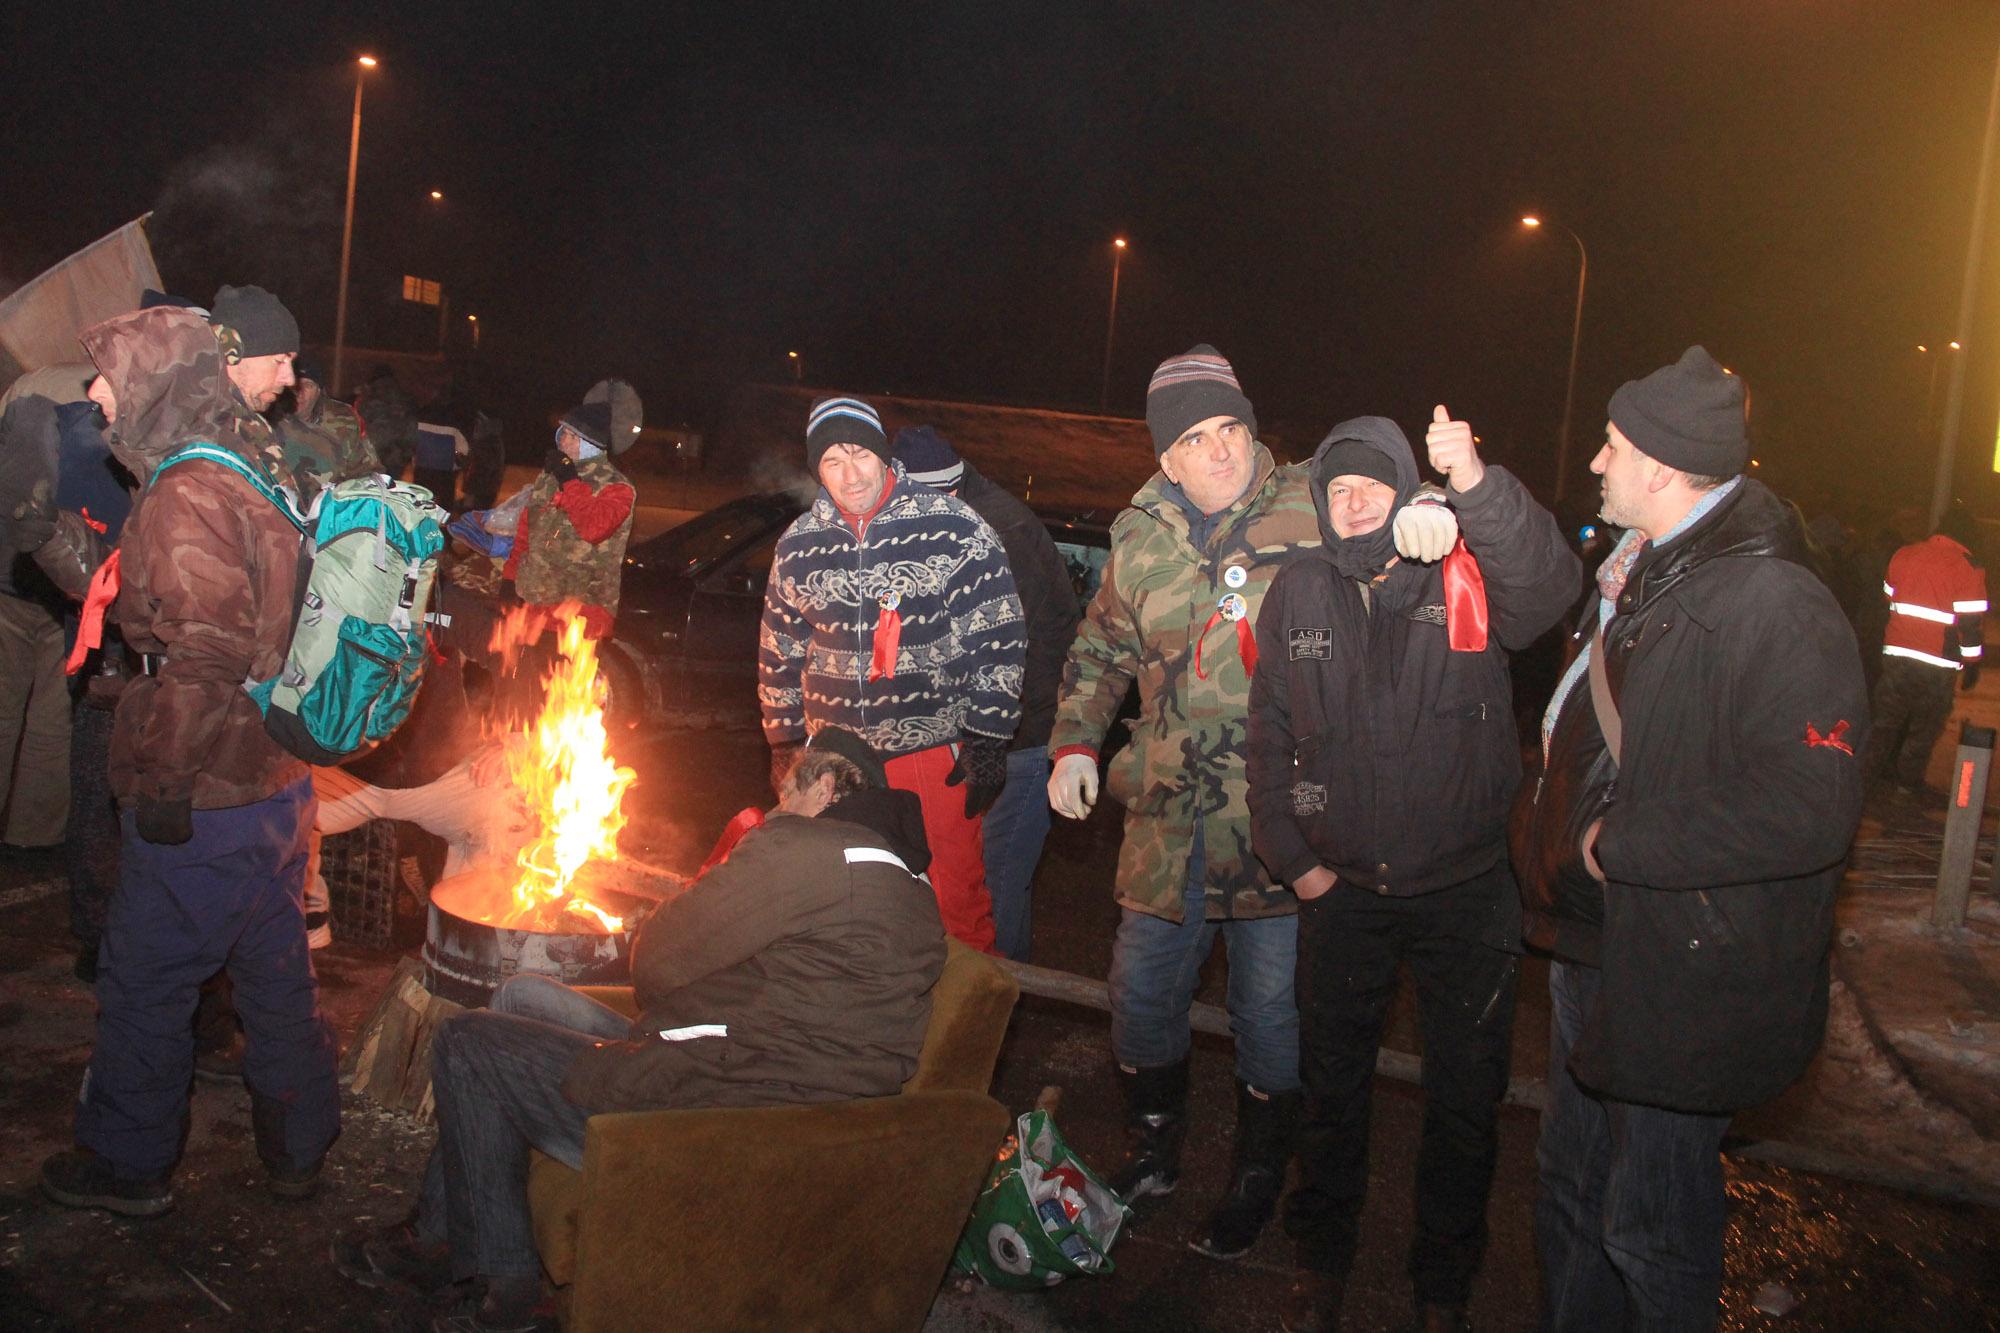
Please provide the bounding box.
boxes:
[1883,534,1987,671]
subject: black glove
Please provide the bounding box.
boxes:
[8,512,55,553]
[542,447,577,484]
[945,735,1010,819]
[769,740,804,796]
[1964,665,1982,693]
[136,796,193,846]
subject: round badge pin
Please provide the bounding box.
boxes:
[1224,564,1248,589]
[880,591,901,610]
[1219,592,1249,622]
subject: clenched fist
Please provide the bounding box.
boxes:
[1425,404,1486,493]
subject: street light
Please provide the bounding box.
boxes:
[1917,341,1965,436]
[787,349,802,383]
[1521,215,1589,506]
[429,189,443,201]
[466,313,480,351]
[1098,236,1128,412]
[331,54,379,397]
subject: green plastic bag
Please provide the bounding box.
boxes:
[953,1108,1131,1290]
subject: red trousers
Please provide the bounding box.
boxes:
[885,743,995,953]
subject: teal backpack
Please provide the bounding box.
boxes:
[153,444,447,765]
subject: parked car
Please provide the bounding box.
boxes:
[601,491,1112,724]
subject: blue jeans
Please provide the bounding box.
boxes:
[78,775,337,1178]
[1107,873,1299,1091]
[414,976,632,1280]
[1538,961,1731,1332]
[981,746,1052,961]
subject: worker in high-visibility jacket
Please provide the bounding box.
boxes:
[1869,516,1988,792]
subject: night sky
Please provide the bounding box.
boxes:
[5,2,1999,519]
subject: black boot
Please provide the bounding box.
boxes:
[252,1090,327,1200]
[1188,1079,1300,1260]
[1108,1058,1189,1204]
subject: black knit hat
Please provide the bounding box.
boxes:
[1145,344,1257,455]
[806,395,889,470]
[209,285,299,358]
[559,401,615,453]
[1314,439,1399,490]
[1608,345,1748,478]
[806,726,888,789]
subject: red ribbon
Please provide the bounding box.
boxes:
[1442,537,1488,653]
[697,806,766,877]
[64,549,121,675]
[1194,608,1258,680]
[868,601,902,681]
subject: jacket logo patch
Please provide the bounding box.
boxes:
[1409,603,1447,626]
[1291,780,1327,815]
[1289,628,1331,660]
[1805,720,1854,756]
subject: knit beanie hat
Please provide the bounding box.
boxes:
[210,285,299,358]
[806,395,888,470]
[891,425,964,490]
[583,377,643,455]
[1607,345,1748,478]
[1314,439,1399,490]
[806,725,889,789]
[559,401,615,454]
[1145,344,1257,455]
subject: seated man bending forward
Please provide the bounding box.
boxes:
[335,728,942,1333]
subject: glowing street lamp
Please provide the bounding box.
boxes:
[1099,236,1128,412]
[467,313,480,351]
[332,55,379,397]
[787,349,802,382]
[1521,215,1589,506]
[429,189,444,202]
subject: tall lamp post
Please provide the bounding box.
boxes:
[1522,215,1589,506]
[1931,31,2000,528]
[1917,342,1963,436]
[331,54,378,398]
[1098,236,1127,412]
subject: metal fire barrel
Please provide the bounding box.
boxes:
[423,868,638,1008]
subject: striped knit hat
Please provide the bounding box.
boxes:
[807,395,889,470]
[1146,344,1256,455]
[890,425,964,490]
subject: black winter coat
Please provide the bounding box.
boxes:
[1513,479,1868,1114]
[1246,423,1579,900]
[957,463,1082,750]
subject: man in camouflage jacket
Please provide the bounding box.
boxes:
[1047,346,1461,1262]
[273,365,379,496]
[38,302,340,1218]
[503,384,640,640]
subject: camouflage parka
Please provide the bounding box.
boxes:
[1050,443,1321,922]
[275,382,379,495]
[506,452,636,638]
[78,306,309,809]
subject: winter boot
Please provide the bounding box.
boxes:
[253,1090,327,1200]
[1188,1079,1301,1260]
[40,1148,174,1217]
[1108,1058,1190,1204]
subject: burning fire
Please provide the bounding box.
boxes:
[489,602,637,931]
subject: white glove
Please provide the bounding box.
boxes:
[1048,752,1100,821]
[1392,500,1458,563]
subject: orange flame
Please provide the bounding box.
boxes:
[490,602,637,931]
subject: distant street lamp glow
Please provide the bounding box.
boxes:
[1100,237,1129,411]
[1951,340,1964,350]
[787,350,802,382]
[358,55,378,68]
[333,55,380,395]
[1520,213,1588,506]
[429,189,443,201]
[1520,215,1542,228]
[1114,237,1127,250]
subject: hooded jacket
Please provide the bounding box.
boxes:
[1513,479,1867,1113]
[506,450,637,639]
[79,306,308,809]
[1050,443,1322,922]
[1246,418,1578,900]
[955,462,1082,751]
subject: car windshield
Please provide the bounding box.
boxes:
[632,502,782,576]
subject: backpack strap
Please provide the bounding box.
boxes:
[154,443,308,534]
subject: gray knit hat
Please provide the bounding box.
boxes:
[1608,346,1748,478]
[210,285,299,358]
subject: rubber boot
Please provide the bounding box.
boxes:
[1108,1058,1190,1204]
[1188,1078,1301,1260]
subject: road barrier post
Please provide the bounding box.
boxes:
[1933,721,1994,930]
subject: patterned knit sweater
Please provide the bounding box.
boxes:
[759,461,1026,756]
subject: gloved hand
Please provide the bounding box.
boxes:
[8,512,55,553]
[1392,496,1458,563]
[542,448,578,484]
[769,740,804,796]
[1048,752,1100,820]
[136,796,193,846]
[946,735,1009,819]
[1964,664,1983,693]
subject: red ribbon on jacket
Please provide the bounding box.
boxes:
[64,549,121,676]
[1194,604,1258,680]
[1442,537,1488,653]
[697,806,766,877]
[868,595,903,681]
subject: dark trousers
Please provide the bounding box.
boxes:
[66,699,118,951]
[76,775,338,1178]
[416,976,627,1281]
[1865,656,1955,787]
[1284,866,1518,1305]
[1537,961,1731,1332]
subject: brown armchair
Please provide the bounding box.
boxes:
[527,938,1019,1331]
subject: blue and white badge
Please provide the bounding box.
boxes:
[1219,592,1249,622]
[1223,564,1248,589]
[880,590,901,611]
